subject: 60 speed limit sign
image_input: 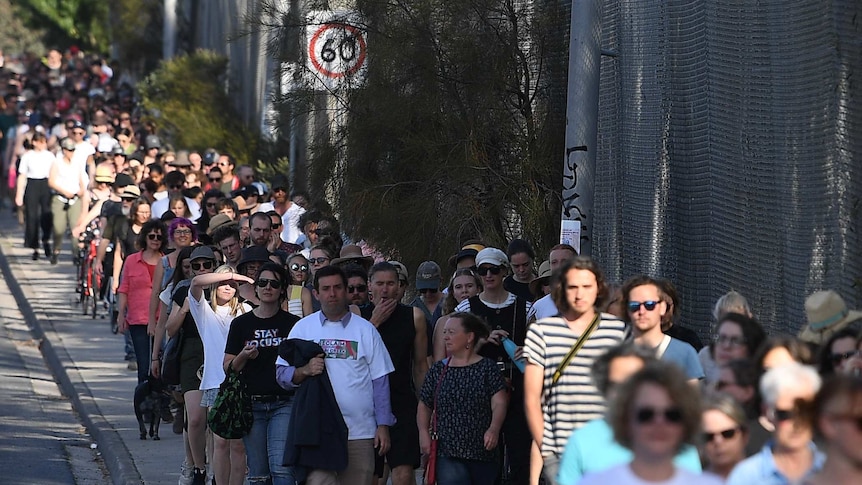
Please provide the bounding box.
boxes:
[306,11,367,90]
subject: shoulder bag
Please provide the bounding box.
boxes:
[424,360,450,485]
[161,328,184,386]
[551,312,601,385]
[208,360,253,439]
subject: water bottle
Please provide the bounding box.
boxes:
[501,336,525,373]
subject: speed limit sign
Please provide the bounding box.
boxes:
[306,11,367,90]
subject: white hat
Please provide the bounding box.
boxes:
[475,248,508,268]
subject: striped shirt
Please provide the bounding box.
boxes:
[524,313,628,456]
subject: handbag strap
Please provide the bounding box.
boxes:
[429,359,450,436]
[552,312,601,385]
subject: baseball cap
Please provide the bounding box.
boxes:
[59,137,76,151]
[416,261,442,290]
[190,246,216,262]
[94,164,115,183]
[475,248,508,268]
[388,261,409,284]
[145,135,161,150]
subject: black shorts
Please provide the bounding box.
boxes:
[374,410,420,475]
[179,337,204,393]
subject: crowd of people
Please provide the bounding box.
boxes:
[4,48,862,485]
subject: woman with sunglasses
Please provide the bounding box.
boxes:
[700,393,749,481]
[148,218,197,341]
[432,268,483,361]
[284,253,312,317]
[117,219,167,383]
[224,263,300,484]
[579,362,721,485]
[162,246,218,484]
[817,328,860,376]
[189,265,253,485]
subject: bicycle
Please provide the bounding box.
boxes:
[75,226,102,318]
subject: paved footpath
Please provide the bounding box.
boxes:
[0,210,185,485]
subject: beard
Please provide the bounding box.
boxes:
[121,206,131,217]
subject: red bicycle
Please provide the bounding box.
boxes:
[75,227,102,319]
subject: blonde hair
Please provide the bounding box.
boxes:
[210,265,247,316]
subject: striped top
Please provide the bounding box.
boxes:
[524,313,628,456]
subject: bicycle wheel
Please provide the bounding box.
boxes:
[91,266,101,319]
[80,259,90,314]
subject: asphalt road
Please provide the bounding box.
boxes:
[0,209,184,484]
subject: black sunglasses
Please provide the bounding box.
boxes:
[419,288,438,294]
[348,284,367,294]
[831,350,859,366]
[477,266,503,276]
[627,300,659,313]
[169,184,184,190]
[773,408,796,422]
[703,427,741,443]
[209,177,221,183]
[256,278,282,289]
[191,260,214,271]
[147,233,164,241]
[289,263,309,272]
[634,407,683,424]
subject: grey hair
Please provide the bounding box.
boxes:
[702,391,748,429]
[759,362,822,408]
[591,343,658,397]
[713,290,752,321]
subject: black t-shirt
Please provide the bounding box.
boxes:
[100,199,123,219]
[172,285,201,340]
[503,276,534,302]
[224,309,299,396]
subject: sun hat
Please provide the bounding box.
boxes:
[206,214,236,236]
[529,260,552,297]
[94,164,115,183]
[120,185,141,199]
[331,244,374,269]
[798,290,862,345]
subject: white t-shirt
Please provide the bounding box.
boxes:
[285,312,394,439]
[528,293,560,321]
[72,140,95,167]
[188,291,251,390]
[51,153,88,197]
[579,464,723,485]
[18,149,54,179]
[281,203,306,244]
[151,195,202,222]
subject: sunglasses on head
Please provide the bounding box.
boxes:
[290,263,309,272]
[348,284,367,294]
[634,406,683,425]
[627,300,659,313]
[703,427,741,443]
[256,278,282,289]
[477,266,503,276]
[191,260,214,271]
[147,233,164,241]
[831,350,860,366]
[419,288,438,294]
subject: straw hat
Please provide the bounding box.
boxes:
[529,260,552,297]
[331,244,374,270]
[798,290,862,344]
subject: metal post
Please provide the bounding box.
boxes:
[163,0,177,60]
[561,0,603,256]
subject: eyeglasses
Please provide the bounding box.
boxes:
[191,261,214,271]
[290,263,309,272]
[348,284,367,294]
[218,162,230,167]
[173,228,192,237]
[703,427,741,443]
[715,335,746,347]
[831,350,860,366]
[271,223,282,229]
[627,300,659,313]
[256,278,282,289]
[206,202,218,208]
[634,407,683,425]
[309,257,330,265]
[477,266,503,276]
[147,233,164,241]
[419,288,438,294]
[209,177,221,183]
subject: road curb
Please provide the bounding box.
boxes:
[0,241,144,485]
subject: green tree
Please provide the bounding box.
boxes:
[0,0,46,54]
[16,0,110,53]
[273,0,566,271]
[137,50,260,166]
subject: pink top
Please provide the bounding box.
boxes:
[118,251,158,325]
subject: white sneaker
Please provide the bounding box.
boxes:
[178,460,193,485]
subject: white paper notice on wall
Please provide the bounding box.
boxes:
[560,220,581,254]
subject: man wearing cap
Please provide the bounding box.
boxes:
[150,171,201,221]
[170,150,192,175]
[448,241,486,271]
[332,245,374,273]
[142,135,161,167]
[411,261,443,358]
[48,136,89,264]
[387,261,410,302]
[360,262,428,485]
[454,247,533,484]
[528,244,578,322]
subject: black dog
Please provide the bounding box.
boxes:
[133,376,170,440]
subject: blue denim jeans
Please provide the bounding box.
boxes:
[243,398,295,485]
[436,455,498,485]
[128,325,150,384]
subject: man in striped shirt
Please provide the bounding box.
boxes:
[524,257,628,485]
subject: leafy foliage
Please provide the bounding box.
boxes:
[275,0,565,269]
[137,50,260,167]
[15,0,110,53]
[0,0,46,54]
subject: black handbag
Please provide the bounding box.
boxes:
[208,361,253,439]
[161,328,183,385]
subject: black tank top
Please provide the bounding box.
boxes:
[468,295,528,363]
[362,303,416,410]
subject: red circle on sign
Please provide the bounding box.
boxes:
[308,22,367,79]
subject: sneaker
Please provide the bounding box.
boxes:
[50,253,58,265]
[127,361,138,371]
[43,241,51,259]
[178,461,193,485]
[192,467,206,485]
